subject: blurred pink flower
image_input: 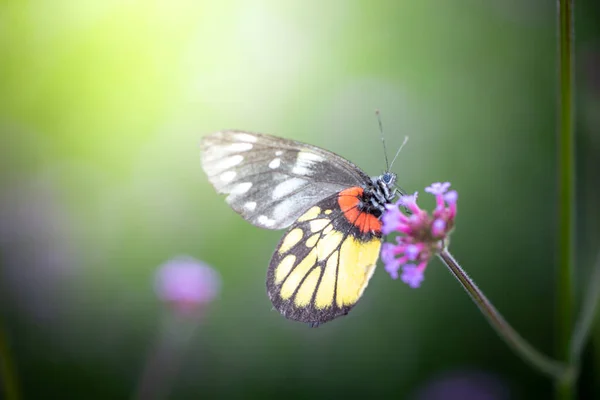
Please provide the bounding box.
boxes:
[155,256,221,313]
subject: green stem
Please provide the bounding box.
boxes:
[569,250,600,365]
[0,328,20,400]
[437,249,569,379]
[133,311,201,400]
[556,0,576,399]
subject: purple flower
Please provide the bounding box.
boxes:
[401,264,425,288]
[382,201,410,235]
[381,182,458,288]
[155,256,221,314]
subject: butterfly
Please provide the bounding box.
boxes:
[200,130,400,326]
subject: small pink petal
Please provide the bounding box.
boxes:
[425,182,451,195]
[444,190,458,205]
[432,219,446,237]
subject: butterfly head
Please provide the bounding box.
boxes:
[377,171,397,203]
[381,171,396,186]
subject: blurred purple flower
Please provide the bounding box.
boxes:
[409,369,511,400]
[381,182,458,288]
[155,256,221,313]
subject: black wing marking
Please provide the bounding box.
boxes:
[200,130,370,230]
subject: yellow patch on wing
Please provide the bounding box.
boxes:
[279,228,303,254]
[324,209,332,214]
[275,255,296,284]
[315,250,338,309]
[305,233,320,248]
[297,206,321,222]
[280,247,317,300]
[336,237,381,307]
[295,268,321,306]
[316,231,343,261]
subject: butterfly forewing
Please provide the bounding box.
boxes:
[200,130,369,229]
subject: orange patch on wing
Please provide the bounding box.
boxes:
[337,187,382,234]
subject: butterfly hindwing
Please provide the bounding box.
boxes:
[200,130,370,230]
[266,190,383,325]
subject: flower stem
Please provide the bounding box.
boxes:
[437,248,569,379]
[569,250,600,365]
[556,0,576,398]
[134,312,201,400]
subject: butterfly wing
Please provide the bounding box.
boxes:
[200,130,370,230]
[267,188,383,325]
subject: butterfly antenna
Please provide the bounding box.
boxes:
[389,136,409,170]
[376,110,390,171]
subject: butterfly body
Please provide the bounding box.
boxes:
[200,130,397,325]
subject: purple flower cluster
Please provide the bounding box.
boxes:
[381,182,458,288]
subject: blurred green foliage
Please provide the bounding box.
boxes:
[1,1,599,399]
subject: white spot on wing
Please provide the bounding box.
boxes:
[269,158,281,169]
[275,150,283,156]
[258,215,276,227]
[215,155,243,170]
[272,197,298,221]
[298,152,324,162]
[272,178,306,200]
[220,171,236,183]
[291,152,321,175]
[228,142,253,152]
[234,133,257,142]
[292,166,310,175]
[230,182,252,194]
[244,201,257,211]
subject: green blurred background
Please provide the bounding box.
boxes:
[1,1,599,399]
